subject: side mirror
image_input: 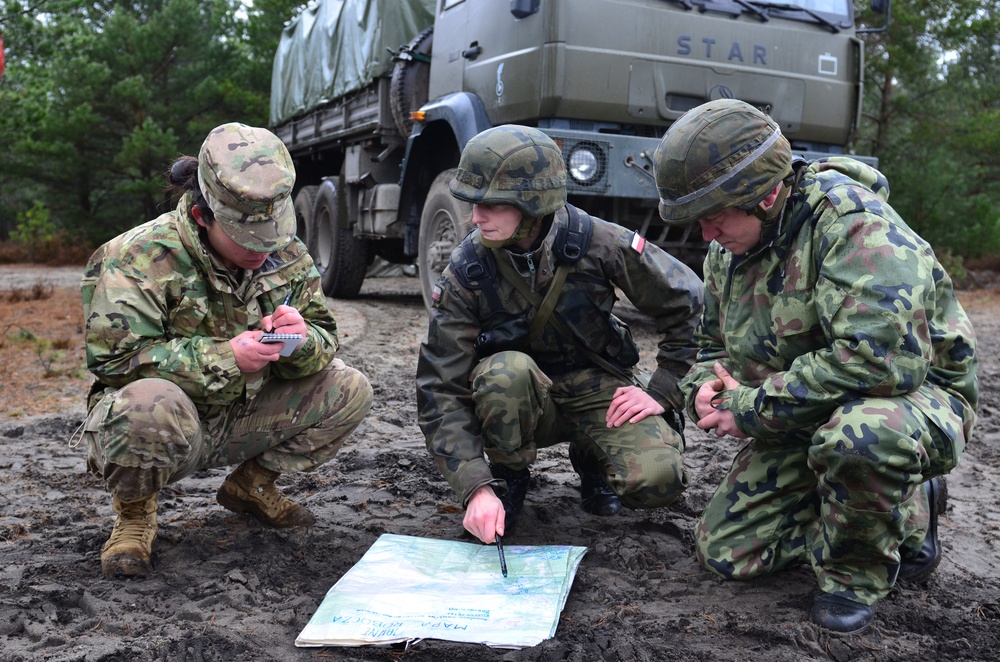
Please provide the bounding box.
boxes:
[857,0,890,34]
[511,0,541,19]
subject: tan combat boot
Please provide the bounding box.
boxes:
[216,458,315,528]
[101,493,158,576]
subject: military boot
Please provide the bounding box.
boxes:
[491,464,531,523]
[216,458,315,528]
[569,443,622,516]
[899,476,947,583]
[810,593,877,635]
[101,493,158,576]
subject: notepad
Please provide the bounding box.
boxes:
[260,333,304,356]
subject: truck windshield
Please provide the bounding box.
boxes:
[679,1,853,28]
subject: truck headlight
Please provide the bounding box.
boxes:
[567,145,602,186]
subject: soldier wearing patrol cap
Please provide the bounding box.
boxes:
[80,122,373,576]
[654,99,979,634]
[416,125,704,547]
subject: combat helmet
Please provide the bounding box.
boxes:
[654,99,792,225]
[451,125,567,246]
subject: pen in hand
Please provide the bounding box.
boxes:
[496,534,508,578]
[281,281,304,309]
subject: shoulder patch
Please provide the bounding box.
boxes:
[630,232,646,254]
[431,284,442,303]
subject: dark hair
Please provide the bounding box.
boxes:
[167,155,214,222]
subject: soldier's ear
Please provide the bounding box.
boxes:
[191,205,208,228]
[758,184,783,211]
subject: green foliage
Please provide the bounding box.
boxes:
[0,0,305,246]
[850,0,1000,261]
[11,201,55,263]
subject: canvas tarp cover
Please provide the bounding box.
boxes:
[270,0,435,127]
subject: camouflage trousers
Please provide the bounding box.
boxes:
[470,351,688,509]
[695,394,962,605]
[83,359,373,500]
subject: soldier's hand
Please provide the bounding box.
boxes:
[693,374,725,421]
[464,485,506,544]
[230,330,282,373]
[694,363,749,439]
[606,385,664,427]
[262,304,308,336]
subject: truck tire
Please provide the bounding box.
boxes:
[390,26,433,138]
[418,169,472,309]
[312,180,369,299]
[293,185,319,249]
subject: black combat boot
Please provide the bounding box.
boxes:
[811,593,877,635]
[898,476,947,583]
[568,443,622,516]
[491,464,531,522]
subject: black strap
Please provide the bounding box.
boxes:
[452,237,503,313]
[493,255,635,386]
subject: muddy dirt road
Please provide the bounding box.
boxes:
[1,273,998,661]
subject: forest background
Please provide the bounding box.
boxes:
[0,0,998,273]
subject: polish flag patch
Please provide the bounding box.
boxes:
[431,284,442,303]
[630,232,646,254]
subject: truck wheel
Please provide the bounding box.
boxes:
[390,26,433,137]
[418,169,472,309]
[312,180,369,299]
[293,185,319,249]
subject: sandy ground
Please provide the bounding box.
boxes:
[1,268,999,661]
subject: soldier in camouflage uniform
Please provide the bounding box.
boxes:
[653,99,978,634]
[416,125,704,547]
[80,123,373,576]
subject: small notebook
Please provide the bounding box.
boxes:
[260,333,304,357]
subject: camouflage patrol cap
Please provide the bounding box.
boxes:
[450,125,567,219]
[654,99,792,225]
[197,122,296,253]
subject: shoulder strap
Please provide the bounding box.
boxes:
[494,253,632,383]
[553,204,591,263]
[450,235,503,313]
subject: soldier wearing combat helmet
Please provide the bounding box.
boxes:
[81,122,373,576]
[654,99,978,634]
[416,125,704,547]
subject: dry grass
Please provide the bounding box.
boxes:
[0,285,91,418]
[0,235,95,266]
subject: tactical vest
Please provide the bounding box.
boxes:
[450,204,591,309]
[450,204,640,371]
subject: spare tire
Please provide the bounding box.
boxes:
[390,26,433,138]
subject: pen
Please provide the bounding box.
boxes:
[496,534,508,578]
[281,281,304,308]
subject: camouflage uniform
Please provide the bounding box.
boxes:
[680,156,978,605]
[416,205,704,508]
[81,193,373,500]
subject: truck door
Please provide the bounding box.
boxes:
[428,0,546,125]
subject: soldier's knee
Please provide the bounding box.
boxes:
[471,351,536,388]
[114,379,199,425]
[616,453,689,509]
[86,379,199,472]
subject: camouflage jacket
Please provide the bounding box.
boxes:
[81,192,338,414]
[416,205,704,504]
[680,157,978,446]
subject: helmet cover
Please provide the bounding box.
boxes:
[654,99,792,225]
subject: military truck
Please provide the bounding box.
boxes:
[271,0,888,305]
